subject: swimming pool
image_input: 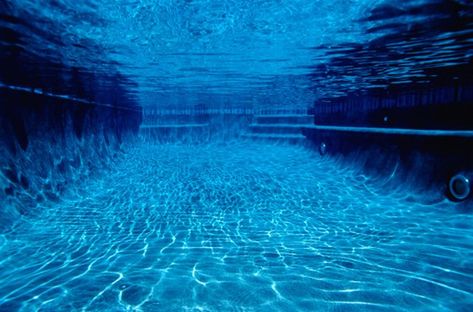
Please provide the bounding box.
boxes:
[1,142,471,311]
[2,0,473,310]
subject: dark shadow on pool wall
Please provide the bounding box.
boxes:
[304,66,473,208]
[303,1,473,207]
[0,2,144,228]
[0,74,142,231]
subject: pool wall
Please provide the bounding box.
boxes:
[0,86,142,230]
[303,127,473,205]
[310,66,473,129]
[0,15,145,228]
[304,65,473,206]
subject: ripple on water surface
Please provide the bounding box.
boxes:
[0,142,472,311]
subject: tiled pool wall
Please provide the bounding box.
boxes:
[304,67,473,207]
[0,86,142,230]
[0,37,144,226]
[311,72,473,129]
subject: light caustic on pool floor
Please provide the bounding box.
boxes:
[0,142,472,311]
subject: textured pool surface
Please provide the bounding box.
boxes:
[0,142,472,311]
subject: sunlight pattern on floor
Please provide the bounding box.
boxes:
[0,142,472,311]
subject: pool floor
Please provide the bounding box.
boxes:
[0,142,472,311]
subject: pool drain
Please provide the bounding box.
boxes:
[449,174,471,201]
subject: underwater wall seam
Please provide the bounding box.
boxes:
[0,83,142,113]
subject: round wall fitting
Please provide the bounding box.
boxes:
[319,142,327,155]
[449,174,471,201]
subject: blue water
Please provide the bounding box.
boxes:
[1,142,472,311]
[2,1,472,110]
[1,0,473,310]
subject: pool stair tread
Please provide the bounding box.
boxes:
[140,123,209,129]
[242,133,306,138]
[249,123,308,134]
[243,114,313,143]
[249,123,309,128]
[241,133,306,144]
[254,114,313,125]
[254,114,313,118]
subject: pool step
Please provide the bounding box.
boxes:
[140,123,210,142]
[241,133,306,144]
[249,123,304,134]
[141,114,209,125]
[140,123,209,129]
[255,114,313,125]
[243,114,313,144]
